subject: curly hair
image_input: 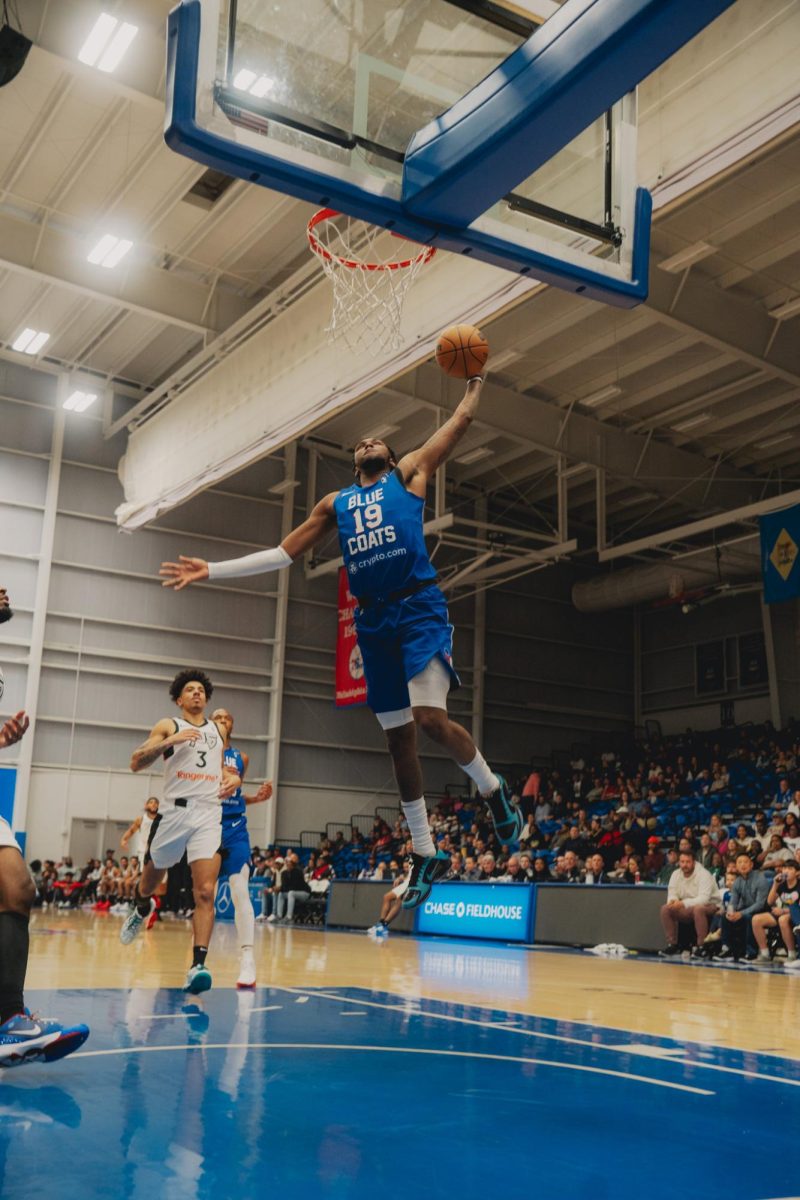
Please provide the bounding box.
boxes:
[169,668,213,702]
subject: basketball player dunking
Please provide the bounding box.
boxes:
[210,707,272,988]
[160,375,522,908]
[121,669,241,993]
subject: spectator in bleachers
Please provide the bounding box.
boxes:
[709,764,729,793]
[696,831,716,871]
[275,853,310,924]
[751,862,799,964]
[761,835,793,870]
[718,853,771,961]
[561,850,582,883]
[554,824,591,859]
[478,853,499,881]
[532,856,552,883]
[642,837,664,881]
[773,778,792,808]
[462,855,480,881]
[596,816,624,871]
[789,790,800,818]
[519,814,545,851]
[583,852,609,885]
[619,855,643,885]
[783,812,800,853]
[446,854,462,880]
[659,850,718,956]
[533,794,552,826]
[707,813,729,853]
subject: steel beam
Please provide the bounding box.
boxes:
[400,364,762,515]
[598,486,800,562]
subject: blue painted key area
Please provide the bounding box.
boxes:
[3,979,795,1200]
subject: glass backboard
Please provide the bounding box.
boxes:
[165,0,735,305]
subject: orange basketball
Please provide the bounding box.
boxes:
[435,324,489,379]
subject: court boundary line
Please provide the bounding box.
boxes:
[70,1040,713,1093]
[274,986,800,1088]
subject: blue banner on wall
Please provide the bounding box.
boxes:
[0,768,16,827]
[415,882,534,943]
[761,505,800,604]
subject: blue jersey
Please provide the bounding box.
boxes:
[333,469,436,601]
[221,746,245,822]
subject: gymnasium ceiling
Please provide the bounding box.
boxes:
[2,0,800,557]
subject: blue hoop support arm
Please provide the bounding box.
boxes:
[164,1,650,306]
[401,0,737,228]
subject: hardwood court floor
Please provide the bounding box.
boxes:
[11,911,799,1200]
[27,910,800,1058]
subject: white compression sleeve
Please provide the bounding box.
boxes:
[229,866,255,950]
[207,545,292,580]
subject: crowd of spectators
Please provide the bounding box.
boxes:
[26,722,800,953]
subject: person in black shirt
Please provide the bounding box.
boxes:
[276,854,310,924]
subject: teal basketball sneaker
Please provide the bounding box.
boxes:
[402,849,450,910]
[484,775,523,843]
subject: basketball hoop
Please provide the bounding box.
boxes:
[307,209,437,356]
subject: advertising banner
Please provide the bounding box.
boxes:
[760,505,800,604]
[215,878,264,921]
[335,568,367,707]
[415,882,534,943]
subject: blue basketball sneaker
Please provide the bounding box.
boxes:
[184,964,212,994]
[0,1009,89,1068]
[484,775,523,843]
[402,849,450,910]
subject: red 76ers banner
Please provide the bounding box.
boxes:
[335,568,367,707]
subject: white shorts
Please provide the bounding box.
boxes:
[147,802,222,870]
[0,817,19,851]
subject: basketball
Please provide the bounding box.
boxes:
[435,324,490,378]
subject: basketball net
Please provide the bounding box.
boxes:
[307,209,436,356]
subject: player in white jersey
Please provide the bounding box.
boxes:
[120,669,241,994]
[121,796,160,860]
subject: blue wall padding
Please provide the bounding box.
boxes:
[402,0,736,226]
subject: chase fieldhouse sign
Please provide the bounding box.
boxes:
[415,882,534,942]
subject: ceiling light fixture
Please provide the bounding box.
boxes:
[754,433,793,450]
[580,384,621,408]
[768,297,800,321]
[489,349,521,371]
[455,447,493,466]
[12,328,49,354]
[658,242,716,274]
[614,491,659,508]
[87,234,133,268]
[268,478,300,495]
[78,14,138,72]
[673,413,710,432]
[365,424,400,440]
[63,390,98,413]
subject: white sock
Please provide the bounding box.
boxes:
[402,798,436,857]
[459,750,500,798]
[229,868,255,951]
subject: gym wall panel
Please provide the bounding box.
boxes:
[641,589,769,729]
[481,564,634,767]
[0,450,48,505]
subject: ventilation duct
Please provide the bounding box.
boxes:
[572,544,760,612]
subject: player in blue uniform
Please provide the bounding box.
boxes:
[211,707,272,988]
[161,373,521,908]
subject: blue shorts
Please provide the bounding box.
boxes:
[219,817,251,878]
[354,584,460,715]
